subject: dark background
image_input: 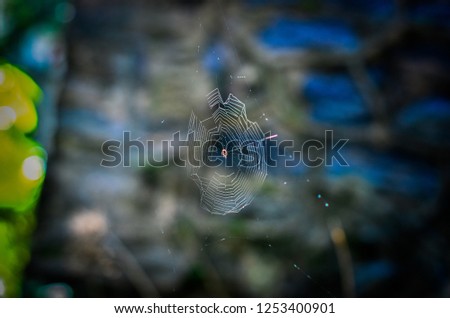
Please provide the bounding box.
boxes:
[1,0,449,297]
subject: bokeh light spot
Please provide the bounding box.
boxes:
[21,156,45,181]
[0,106,17,130]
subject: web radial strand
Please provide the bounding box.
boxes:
[187,89,267,215]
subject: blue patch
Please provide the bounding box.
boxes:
[259,18,360,52]
[355,260,396,292]
[303,73,369,125]
[326,147,439,198]
[396,98,450,146]
[202,43,229,75]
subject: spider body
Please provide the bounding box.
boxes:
[221,148,228,158]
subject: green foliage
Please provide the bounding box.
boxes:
[0,211,35,297]
[0,63,45,296]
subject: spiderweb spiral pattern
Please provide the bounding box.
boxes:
[187,88,267,215]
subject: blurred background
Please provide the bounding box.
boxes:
[0,0,449,297]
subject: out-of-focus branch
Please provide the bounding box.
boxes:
[327,219,355,297]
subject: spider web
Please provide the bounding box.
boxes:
[187,88,267,215]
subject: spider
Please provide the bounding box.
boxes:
[221,148,228,158]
